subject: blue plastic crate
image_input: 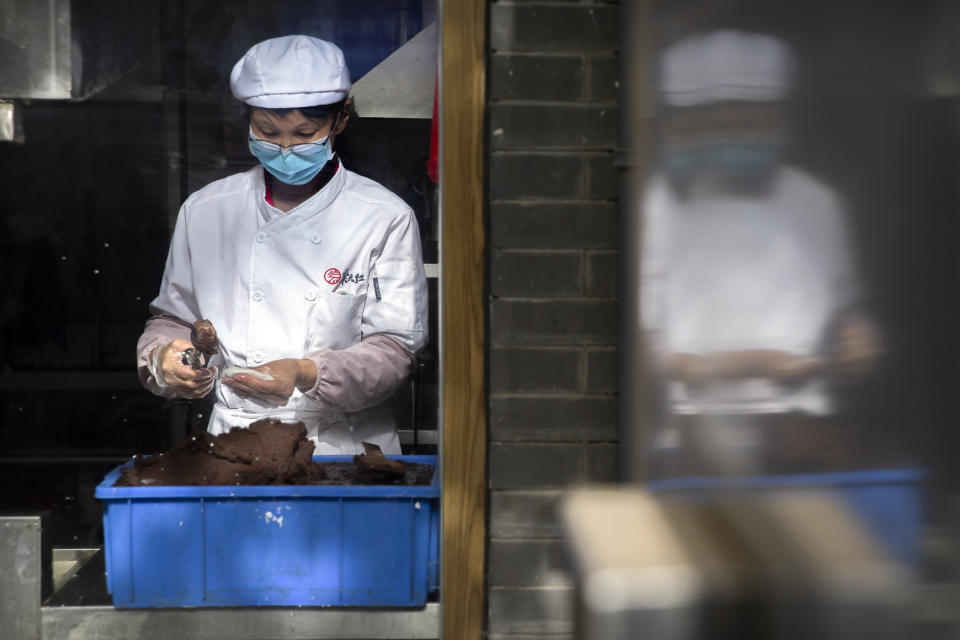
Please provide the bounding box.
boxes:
[95,455,438,608]
[648,468,924,566]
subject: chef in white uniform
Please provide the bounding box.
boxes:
[641,31,880,474]
[136,35,427,455]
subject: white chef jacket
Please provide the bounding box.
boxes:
[642,166,860,415]
[147,162,428,453]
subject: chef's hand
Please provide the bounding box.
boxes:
[153,338,217,398]
[833,316,882,376]
[666,350,823,382]
[221,358,318,407]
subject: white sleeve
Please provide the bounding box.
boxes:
[640,177,674,334]
[828,199,863,311]
[360,207,429,353]
[802,178,863,312]
[150,202,202,323]
[303,334,416,411]
[137,202,202,397]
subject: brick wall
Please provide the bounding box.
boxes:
[486,1,620,637]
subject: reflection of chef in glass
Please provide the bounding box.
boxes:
[642,31,880,473]
[136,36,427,455]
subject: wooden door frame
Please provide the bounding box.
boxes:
[439,0,486,638]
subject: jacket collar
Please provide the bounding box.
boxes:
[255,157,347,228]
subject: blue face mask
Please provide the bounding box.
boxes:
[248,124,335,186]
[665,138,782,182]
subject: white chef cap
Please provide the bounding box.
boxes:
[230,35,351,108]
[660,30,792,107]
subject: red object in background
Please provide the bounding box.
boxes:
[427,74,439,184]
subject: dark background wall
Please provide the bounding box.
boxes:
[486,0,621,636]
[0,0,439,547]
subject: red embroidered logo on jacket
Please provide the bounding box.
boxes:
[323,268,342,285]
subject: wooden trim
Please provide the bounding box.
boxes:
[440,0,486,636]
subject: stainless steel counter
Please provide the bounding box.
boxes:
[41,605,440,640]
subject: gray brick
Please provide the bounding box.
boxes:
[585,347,618,393]
[490,491,565,538]
[585,250,618,296]
[488,587,576,634]
[490,202,619,249]
[490,396,618,442]
[490,348,581,393]
[584,443,619,482]
[491,4,619,54]
[490,443,583,489]
[491,299,618,346]
[491,104,617,150]
[493,251,583,297]
[584,153,618,199]
[491,154,582,200]
[586,55,620,101]
[489,540,573,587]
[491,54,583,102]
